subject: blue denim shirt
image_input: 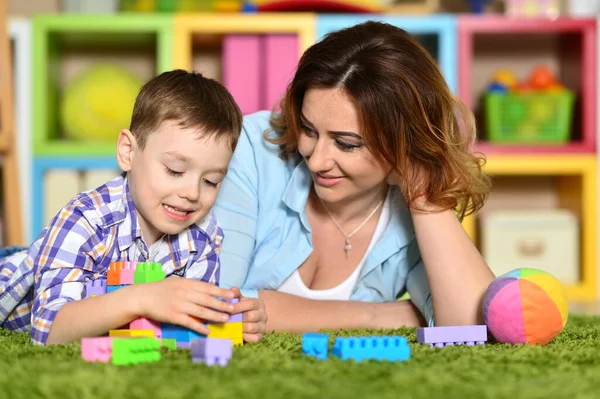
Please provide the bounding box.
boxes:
[213,110,434,326]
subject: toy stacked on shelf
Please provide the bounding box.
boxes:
[82,261,242,366]
[0,3,23,245]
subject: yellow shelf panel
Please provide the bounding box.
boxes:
[173,13,316,71]
[465,154,598,301]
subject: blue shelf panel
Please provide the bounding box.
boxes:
[31,156,120,241]
[316,14,458,94]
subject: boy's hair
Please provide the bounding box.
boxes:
[129,69,243,151]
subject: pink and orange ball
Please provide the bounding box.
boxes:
[483,268,568,346]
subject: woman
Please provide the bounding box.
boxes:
[219,20,495,341]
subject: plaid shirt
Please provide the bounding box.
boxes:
[0,174,223,345]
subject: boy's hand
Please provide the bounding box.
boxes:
[230,287,267,343]
[133,276,236,335]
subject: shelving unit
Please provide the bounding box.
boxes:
[317,14,457,94]
[173,13,316,114]
[458,15,598,301]
[9,18,32,244]
[0,3,22,245]
[30,14,174,240]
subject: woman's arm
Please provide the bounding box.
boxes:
[410,205,495,326]
[259,290,426,333]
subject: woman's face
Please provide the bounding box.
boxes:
[297,87,391,205]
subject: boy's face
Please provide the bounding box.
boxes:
[118,120,233,246]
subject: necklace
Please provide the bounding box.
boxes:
[320,198,384,257]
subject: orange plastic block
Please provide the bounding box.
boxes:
[107,262,125,286]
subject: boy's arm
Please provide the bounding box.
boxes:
[31,203,137,345]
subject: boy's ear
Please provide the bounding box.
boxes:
[116,129,137,172]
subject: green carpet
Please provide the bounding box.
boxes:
[1,315,599,399]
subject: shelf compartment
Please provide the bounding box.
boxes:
[32,14,173,156]
[463,154,597,301]
[317,15,457,94]
[173,13,315,114]
[458,16,596,153]
[32,156,120,237]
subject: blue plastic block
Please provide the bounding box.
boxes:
[161,323,206,343]
[302,333,329,360]
[332,336,410,362]
[106,285,125,294]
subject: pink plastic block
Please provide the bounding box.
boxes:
[223,35,262,115]
[417,325,487,347]
[130,317,162,339]
[81,337,114,363]
[263,34,299,111]
[120,261,137,285]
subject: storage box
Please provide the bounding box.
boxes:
[481,209,579,283]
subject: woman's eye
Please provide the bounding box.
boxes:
[336,140,361,151]
[301,124,316,136]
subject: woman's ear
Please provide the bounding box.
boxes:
[116,129,137,172]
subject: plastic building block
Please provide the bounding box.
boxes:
[161,323,206,343]
[84,279,106,298]
[332,336,410,362]
[223,35,261,115]
[208,322,243,346]
[191,338,233,367]
[81,337,113,363]
[416,325,487,347]
[107,262,124,286]
[134,262,165,284]
[109,329,154,338]
[107,285,125,294]
[302,333,329,360]
[223,298,242,323]
[130,317,162,339]
[120,261,137,285]
[111,337,161,366]
[161,338,177,350]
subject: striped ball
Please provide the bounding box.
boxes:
[483,268,568,345]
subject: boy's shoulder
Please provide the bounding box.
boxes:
[66,174,130,229]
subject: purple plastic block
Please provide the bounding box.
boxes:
[84,279,107,298]
[417,325,487,347]
[177,341,192,349]
[191,338,232,366]
[226,298,242,323]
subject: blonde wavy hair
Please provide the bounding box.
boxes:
[267,21,490,220]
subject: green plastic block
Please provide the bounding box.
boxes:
[134,262,165,284]
[111,337,161,366]
[161,338,177,350]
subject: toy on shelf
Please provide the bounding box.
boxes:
[121,0,385,12]
[82,261,243,365]
[484,66,575,145]
[505,0,560,18]
[416,325,487,347]
[465,0,492,14]
[386,0,439,14]
[61,63,143,143]
[483,268,568,346]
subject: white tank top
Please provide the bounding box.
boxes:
[276,193,391,300]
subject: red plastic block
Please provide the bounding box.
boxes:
[107,262,124,286]
[130,317,162,339]
[417,325,487,347]
[81,337,114,363]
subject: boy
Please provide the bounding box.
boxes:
[0,70,263,345]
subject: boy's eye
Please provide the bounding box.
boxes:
[203,179,218,188]
[165,166,183,177]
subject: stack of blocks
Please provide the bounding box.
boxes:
[81,261,243,366]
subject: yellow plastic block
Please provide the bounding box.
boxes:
[208,322,243,346]
[109,329,154,338]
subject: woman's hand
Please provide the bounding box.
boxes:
[230,287,268,343]
[133,276,236,335]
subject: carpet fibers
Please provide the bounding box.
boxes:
[1,315,599,399]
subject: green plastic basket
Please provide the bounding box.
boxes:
[485,91,575,144]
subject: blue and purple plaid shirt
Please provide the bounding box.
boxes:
[0,174,223,345]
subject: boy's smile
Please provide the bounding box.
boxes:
[117,120,233,246]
